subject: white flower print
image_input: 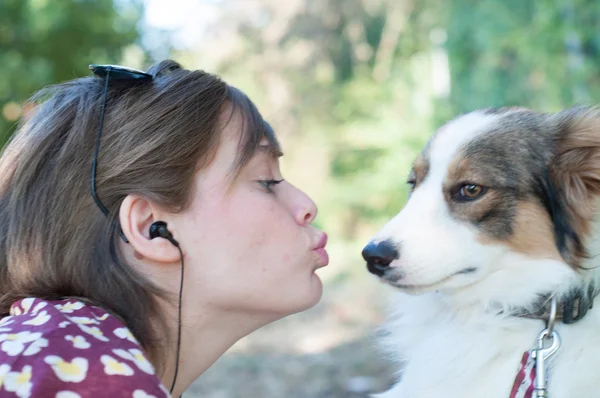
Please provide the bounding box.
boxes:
[67,316,99,325]
[11,306,22,316]
[0,331,42,356]
[113,348,155,374]
[65,335,91,349]
[58,321,71,328]
[44,356,88,383]
[114,327,139,344]
[4,365,33,398]
[22,310,51,326]
[22,338,49,356]
[56,392,82,398]
[133,390,157,398]
[101,355,135,376]
[20,298,35,314]
[158,383,170,398]
[0,364,11,389]
[54,301,85,314]
[31,301,48,314]
[76,324,109,342]
[19,298,47,315]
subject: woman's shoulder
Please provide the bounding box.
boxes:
[0,297,169,398]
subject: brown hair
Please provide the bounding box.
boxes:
[0,59,279,371]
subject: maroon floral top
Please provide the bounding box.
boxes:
[0,298,169,398]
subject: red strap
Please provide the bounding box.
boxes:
[510,350,536,398]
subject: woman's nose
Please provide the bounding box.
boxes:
[291,186,317,226]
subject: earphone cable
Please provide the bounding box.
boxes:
[170,245,184,396]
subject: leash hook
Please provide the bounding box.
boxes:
[533,296,561,398]
[546,294,557,336]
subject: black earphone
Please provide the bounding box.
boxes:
[149,221,179,247]
[149,221,183,397]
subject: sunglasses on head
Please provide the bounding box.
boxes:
[89,64,154,242]
[89,64,153,81]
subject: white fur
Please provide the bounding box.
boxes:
[369,111,600,398]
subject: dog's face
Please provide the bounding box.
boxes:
[363,106,600,294]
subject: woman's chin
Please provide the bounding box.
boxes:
[284,275,323,315]
[305,273,324,307]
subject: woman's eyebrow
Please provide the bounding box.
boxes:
[257,144,284,158]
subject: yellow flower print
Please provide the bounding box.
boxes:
[0,331,43,356]
[44,356,88,383]
[54,302,85,314]
[113,348,155,375]
[95,313,110,321]
[100,355,135,376]
[22,310,51,326]
[133,390,158,398]
[76,324,109,342]
[4,364,33,398]
[65,335,91,349]
[114,327,139,344]
[0,364,11,389]
[11,307,22,316]
[56,392,82,398]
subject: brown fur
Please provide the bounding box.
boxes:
[476,201,563,259]
[507,201,563,259]
[446,156,476,185]
[549,106,600,265]
[411,153,430,187]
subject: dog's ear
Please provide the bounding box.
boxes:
[547,105,600,265]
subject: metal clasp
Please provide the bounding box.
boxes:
[532,296,561,398]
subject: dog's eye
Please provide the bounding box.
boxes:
[458,184,486,200]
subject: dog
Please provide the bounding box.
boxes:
[362,105,600,398]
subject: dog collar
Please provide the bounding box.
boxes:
[512,286,598,324]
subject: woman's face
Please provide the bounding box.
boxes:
[172,110,328,318]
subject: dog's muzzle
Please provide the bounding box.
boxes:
[362,240,399,276]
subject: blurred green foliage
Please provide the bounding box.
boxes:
[0,0,145,146]
[4,0,600,240]
[447,0,600,112]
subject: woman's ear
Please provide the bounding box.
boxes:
[119,194,181,263]
[548,106,600,266]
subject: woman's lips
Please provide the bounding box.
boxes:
[313,233,329,266]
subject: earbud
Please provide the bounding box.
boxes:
[149,221,179,247]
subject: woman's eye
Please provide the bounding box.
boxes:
[457,183,486,200]
[407,179,416,190]
[259,179,284,193]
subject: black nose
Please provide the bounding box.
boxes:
[362,240,399,276]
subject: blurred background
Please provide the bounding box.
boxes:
[3,0,600,396]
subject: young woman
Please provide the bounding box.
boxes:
[0,60,329,397]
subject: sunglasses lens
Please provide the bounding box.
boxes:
[89,64,153,81]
